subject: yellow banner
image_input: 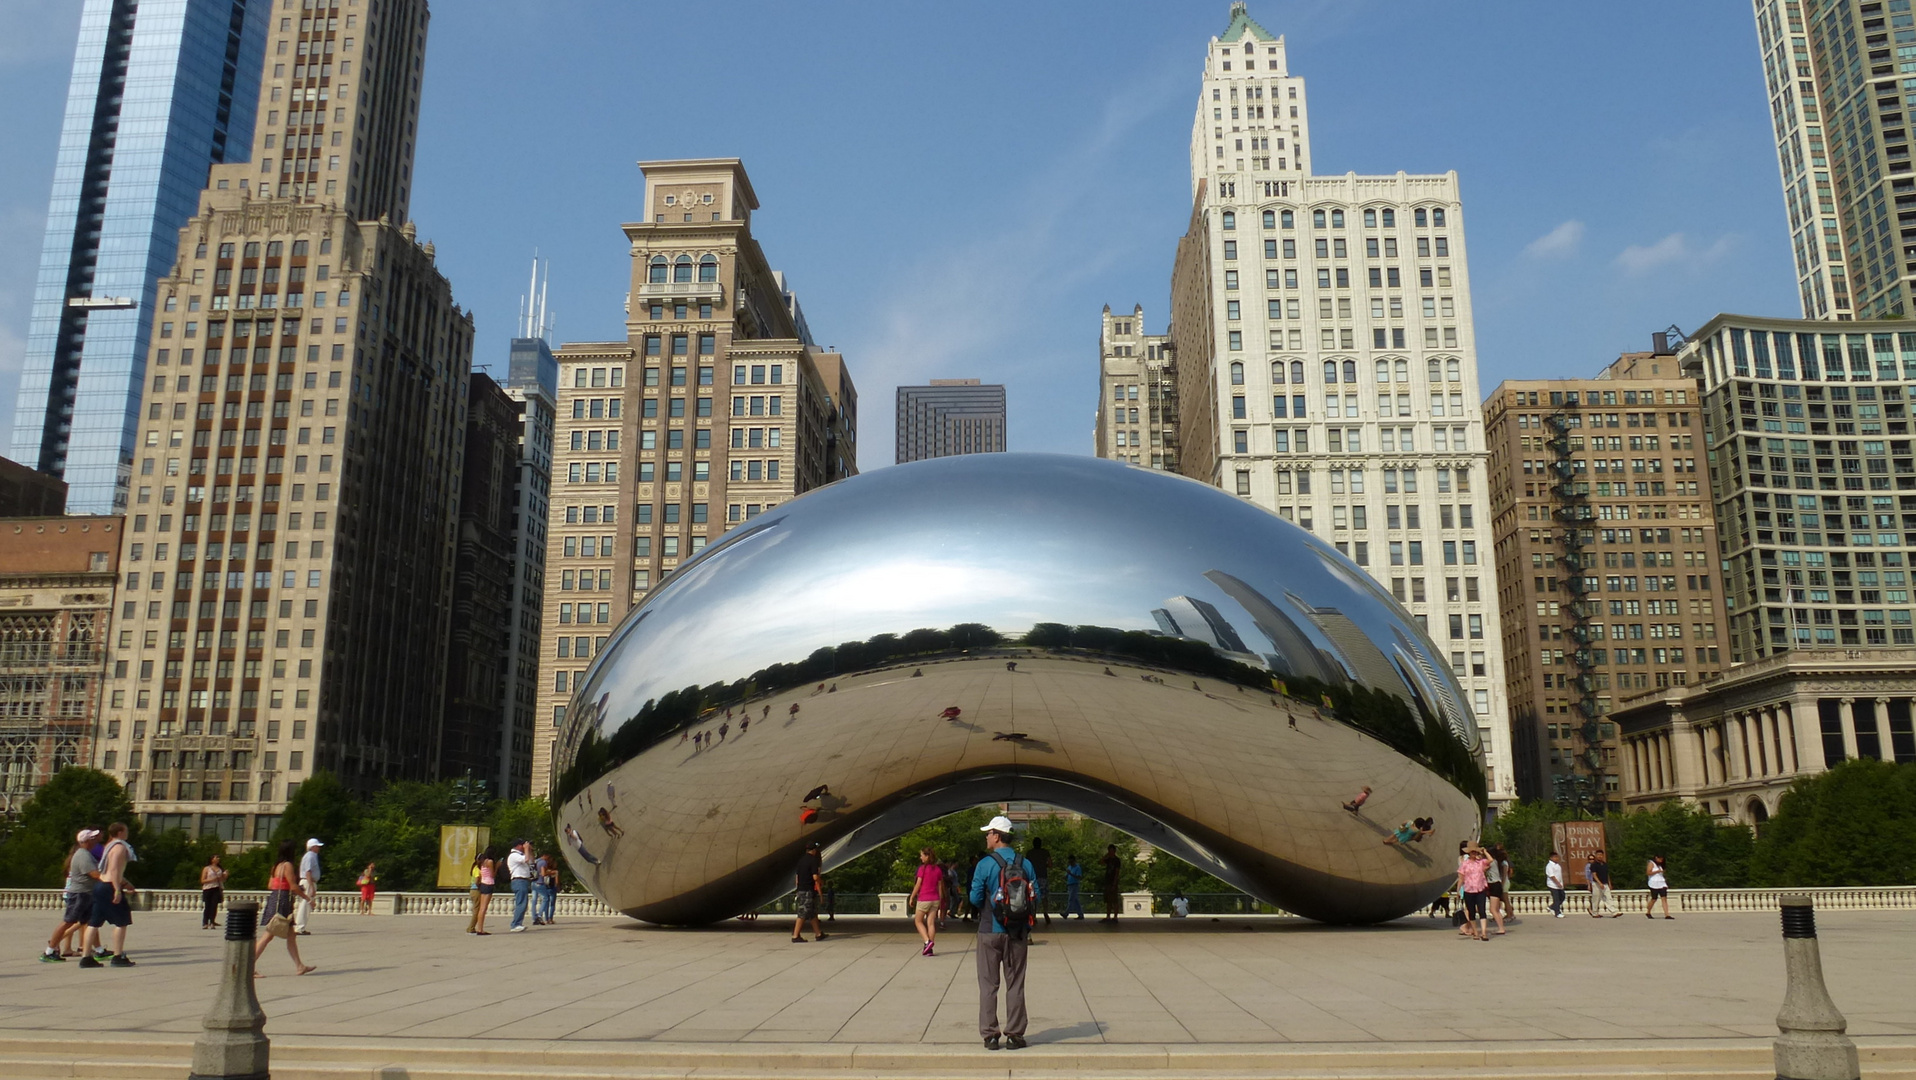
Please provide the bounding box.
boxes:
[437,825,490,889]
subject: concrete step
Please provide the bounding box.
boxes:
[3,1036,1913,1080]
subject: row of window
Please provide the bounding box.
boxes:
[1243,465,1474,497]
[1225,267,1456,294]
[1233,327,1460,351]
[1239,426,1469,455]
[1219,208,1449,231]
[645,255,720,284]
[1223,237,1450,261]
[1232,391,1473,420]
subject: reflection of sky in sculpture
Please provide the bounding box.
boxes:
[567,455,1478,755]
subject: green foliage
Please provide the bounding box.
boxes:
[1751,760,1916,886]
[270,771,361,849]
[137,829,229,890]
[1610,801,1753,890]
[1483,800,1579,888]
[0,767,139,887]
[1141,852,1235,894]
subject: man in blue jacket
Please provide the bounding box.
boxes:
[969,815,1041,1050]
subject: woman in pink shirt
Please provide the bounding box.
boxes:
[911,848,945,957]
[1454,846,1491,941]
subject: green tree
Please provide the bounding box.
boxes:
[0,767,138,887]
[1483,800,1579,888]
[1140,851,1235,895]
[1751,760,1916,886]
[138,829,229,889]
[271,771,361,850]
[1610,801,1753,890]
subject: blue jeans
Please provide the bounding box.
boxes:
[537,883,556,923]
[510,878,531,928]
[1066,883,1083,916]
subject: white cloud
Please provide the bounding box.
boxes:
[1614,232,1734,275]
[1523,220,1584,259]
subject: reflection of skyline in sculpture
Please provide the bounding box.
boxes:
[1151,596,1251,655]
[1201,570,1343,685]
[1292,598,1404,696]
[1392,624,1474,746]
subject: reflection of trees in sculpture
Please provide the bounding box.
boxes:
[554,617,1485,809]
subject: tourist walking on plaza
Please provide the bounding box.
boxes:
[1545,850,1567,918]
[1587,851,1620,918]
[1454,844,1490,942]
[200,853,228,928]
[42,828,100,962]
[792,840,828,942]
[254,839,315,975]
[1483,844,1510,934]
[969,815,1039,1051]
[1645,855,1675,920]
[913,847,945,956]
[1027,836,1052,926]
[508,839,536,932]
[535,850,557,925]
[294,838,323,935]
[356,862,378,914]
[80,822,137,968]
[1064,854,1085,919]
[473,850,498,934]
[1099,844,1123,923]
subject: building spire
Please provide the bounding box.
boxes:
[519,254,554,342]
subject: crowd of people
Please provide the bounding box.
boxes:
[1445,842,1680,939]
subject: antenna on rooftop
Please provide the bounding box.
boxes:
[519,254,554,342]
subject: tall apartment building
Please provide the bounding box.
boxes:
[895,380,1006,463]
[96,0,474,840]
[1094,305,1179,469]
[1753,0,1916,319]
[12,0,267,513]
[1683,313,1916,662]
[1484,350,1730,806]
[530,159,858,798]
[1753,0,1855,319]
[1167,3,1513,799]
[0,517,120,812]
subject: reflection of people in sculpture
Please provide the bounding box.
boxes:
[564,824,600,866]
[940,706,962,721]
[1342,786,1371,813]
[718,721,729,743]
[740,716,750,735]
[788,703,800,718]
[596,808,624,838]
[1383,818,1433,846]
[605,782,617,809]
[803,784,832,803]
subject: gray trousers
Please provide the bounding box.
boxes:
[976,931,1028,1038]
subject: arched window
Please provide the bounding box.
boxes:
[1428,358,1442,384]
[673,256,693,283]
[1415,208,1429,227]
[648,257,667,284]
[1324,361,1338,384]
[1433,208,1447,226]
[1244,42,1254,54]
[1230,361,1244,385]
[1376,359,1390,383]
[1280,210,1294,229]
[1290,360,1305,383]
[1330,209,1345,228]
[1363,209,1377,228]
[1222,211,1236,230]
[1343,359,1357,383]
[1446,357,1461,382]
[1382,209,1395,227]
[1262,210,1275,229]
[1395,358,1409,382]
[1312,209,1326,228]
[698,255,718,282]
[1271,361,1287,384]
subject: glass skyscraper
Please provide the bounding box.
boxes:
[11,0,264,513]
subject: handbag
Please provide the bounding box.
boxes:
[265,913,293,939]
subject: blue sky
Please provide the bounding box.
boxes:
[0,1,1797,471]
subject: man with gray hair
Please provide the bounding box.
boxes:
[969,815,1040,1051]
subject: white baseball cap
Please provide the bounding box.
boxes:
[306,838,324,847]
[76,828,101,843]
[979,815,1016,834]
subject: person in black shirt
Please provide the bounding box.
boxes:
[792,841,827,942]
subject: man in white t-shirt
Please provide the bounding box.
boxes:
[295,839,322,934]
[1544,851,1567,918]
[506,840,536,932]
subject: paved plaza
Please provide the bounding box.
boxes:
[2,907,1912,1048]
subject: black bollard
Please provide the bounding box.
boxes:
[1773,894,1859,1080]
[188,900,270,1080]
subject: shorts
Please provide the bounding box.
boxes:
[62,890,93,925]
[794,891,819,920]
[88,882,131,928]
[1487,882,1506,900]
[360,887,376,902]
[914,900,939,916]
[1462,890,1488,919]
[1649,886,1668,899]
[478,883,495,895]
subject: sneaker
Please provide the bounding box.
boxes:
[109,954,135,967]
[78,956,103,969]
[1006,1034,1027,1050]
[1554,913,1566,918]
[91,948,110,959]
[509,925,526,933]
[39,951,64,963]
[984,1035,1001,1051]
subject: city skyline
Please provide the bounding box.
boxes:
[0,2,1797,471]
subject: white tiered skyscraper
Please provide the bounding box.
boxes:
[1167,3,1513,802]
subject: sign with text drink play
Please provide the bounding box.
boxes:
[437,825,490,889]
[1552,820,1609,886]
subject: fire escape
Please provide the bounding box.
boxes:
[1545,410,1602,777]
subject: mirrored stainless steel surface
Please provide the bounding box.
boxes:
[552,454,1485,924]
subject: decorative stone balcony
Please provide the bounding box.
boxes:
[635,281,724,303]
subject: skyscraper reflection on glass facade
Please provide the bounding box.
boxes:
[11,0,265,513]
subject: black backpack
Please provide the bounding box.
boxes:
[990,851,1035,939]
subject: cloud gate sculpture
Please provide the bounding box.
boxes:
[551,454,1485,925]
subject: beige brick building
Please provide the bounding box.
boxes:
[530,159,857,798]
[1094,305,1179,470]
[1484,349,1729,808]
[94,0,474,840]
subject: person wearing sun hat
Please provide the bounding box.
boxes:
[968,815,1041,1051]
